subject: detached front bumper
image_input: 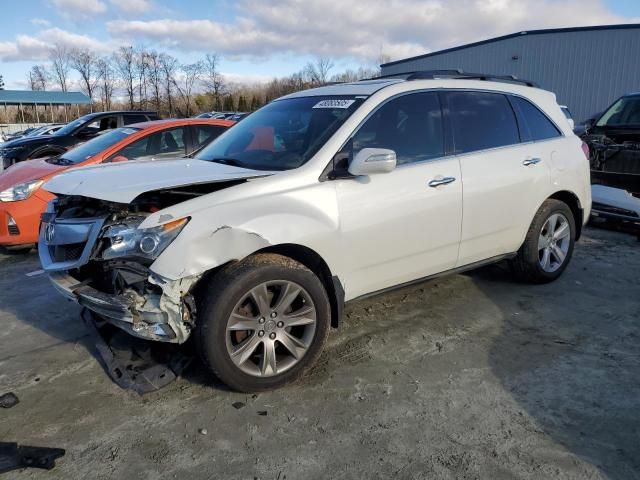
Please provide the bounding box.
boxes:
[49,271,181,343]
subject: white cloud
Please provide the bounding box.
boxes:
[109,0,152,13]
[106,0,635,63]
[51,0,107,18]
[0,28,109,62]
[31,18,51,27]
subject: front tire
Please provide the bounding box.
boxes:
[510,199,576,283]
[196,253,331,392]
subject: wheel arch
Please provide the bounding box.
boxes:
[28,144,67,159]
[254,243,344,329]
[547,190,584,240]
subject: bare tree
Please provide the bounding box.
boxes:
[145,50,162,112]
[159,53,178,116]
[31,65,50,90]
[303,57,334,85]
[96,57,115,111]
[113,46,136,109]
[173,62,203,117]
[202,53,225,109]
[70,48,98,102]
[135,47,149,109]
[49,44,71,92]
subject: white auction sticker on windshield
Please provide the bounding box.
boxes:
[313,99,355,109]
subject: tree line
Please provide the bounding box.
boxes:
[23,45,383,118]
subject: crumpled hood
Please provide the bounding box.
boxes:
[0,158,65,191]
[43,158,273,203]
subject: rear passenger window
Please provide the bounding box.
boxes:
[512,97,562,141]
[349,92,444,166]
[446,92,520,154]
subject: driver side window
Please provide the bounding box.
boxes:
[346,92,444,166]
[108,128,187,162]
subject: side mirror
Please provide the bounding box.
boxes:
[348,148,396,176]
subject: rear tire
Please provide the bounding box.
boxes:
[510,199,576,284]
[27,145,67,160]
[196,253,330,392]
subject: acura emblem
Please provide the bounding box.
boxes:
[44,223,56,243]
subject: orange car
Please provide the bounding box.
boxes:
[0,118,234,248]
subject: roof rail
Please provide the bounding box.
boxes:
[368,69,538,87]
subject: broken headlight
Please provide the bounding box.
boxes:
[102,217,189,260]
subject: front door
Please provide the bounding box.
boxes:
[335,91,463,299]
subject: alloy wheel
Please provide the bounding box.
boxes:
[225,280,317,377]
[537,212,571,273]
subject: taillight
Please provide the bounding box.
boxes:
[581,142,590,159]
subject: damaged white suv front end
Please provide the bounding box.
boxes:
[39,159,272,344]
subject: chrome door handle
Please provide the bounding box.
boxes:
[428,176,456,187]
[523,157,541,166]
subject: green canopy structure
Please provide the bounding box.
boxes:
[0,90,91,123]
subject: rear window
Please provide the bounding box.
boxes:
[512,97,562,141]
[446,91,520,154]
[123,114,150,125]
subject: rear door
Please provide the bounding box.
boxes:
[445,91,553,266]
[335,91,463,298]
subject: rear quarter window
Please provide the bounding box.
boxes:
[446,91,520,154]
[511,97,562,141]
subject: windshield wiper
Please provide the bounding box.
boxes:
[46,156,74,166]
[209,157,244,168]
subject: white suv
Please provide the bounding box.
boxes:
[39,73,591,392]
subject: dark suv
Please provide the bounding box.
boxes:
[0,111,159,171]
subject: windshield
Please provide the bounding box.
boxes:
[195,96,364,171]
[54,114,94,136]
[50,127,139,165]
[596,96,640,128]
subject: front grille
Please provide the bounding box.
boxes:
[592,202,639,218]
[51,242,86,262]
[8,224,19,235]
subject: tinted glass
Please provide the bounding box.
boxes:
[596,96,640,127]
[347,92,443,165]
[512,97,561,141]
[55,128,139,164]
[113,127,187,161]
[193,125,227,151]
[123,114,150,125]
[196,96,363,171]
[447,92,519,154]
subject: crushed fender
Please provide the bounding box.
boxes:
[82,309,192,395]
[0,442,65,473]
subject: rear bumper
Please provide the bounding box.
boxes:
[48,271,180,343]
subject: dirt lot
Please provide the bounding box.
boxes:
[1,227,639,480]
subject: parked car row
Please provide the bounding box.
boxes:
[26,71,592,392]
[195,111,249,122]
[0,117,234,249]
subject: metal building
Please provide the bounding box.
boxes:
[380,24,640,122]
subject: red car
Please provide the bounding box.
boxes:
[0,118,234,248]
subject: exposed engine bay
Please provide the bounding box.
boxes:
[40,180,246,345]
[583,133,640,194]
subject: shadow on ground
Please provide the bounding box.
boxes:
[473,229,640,480]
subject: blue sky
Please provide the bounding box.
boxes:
[0,0,638,90]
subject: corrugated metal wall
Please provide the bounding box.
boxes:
[381,27,640,122]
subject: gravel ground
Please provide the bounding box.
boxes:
[1,226,639,480]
